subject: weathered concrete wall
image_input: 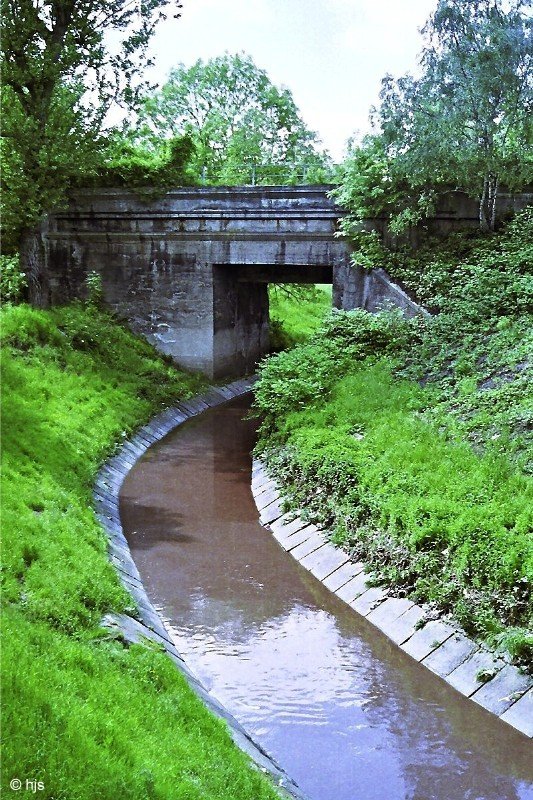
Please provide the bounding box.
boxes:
[335,188,532,317]
[332,264,427,318]
[46,186,351,377]
[364,189,533,247]
[46,185,531,377]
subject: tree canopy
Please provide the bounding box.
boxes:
[337,0,532,235]
[1,0,182,301]
[129,52,332,184]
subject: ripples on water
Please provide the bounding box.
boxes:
[121,398,533,800]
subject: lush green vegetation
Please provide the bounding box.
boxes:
[254,212,533,667]
[335,0,531,238]
[1,0,183,302]
[0,302,281,799]
[269,285,332,350]
[131,53,332,185]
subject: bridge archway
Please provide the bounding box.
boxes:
[47,186,349,377]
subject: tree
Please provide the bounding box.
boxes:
[375,0,532,230]
[0,0,182,305]
[130,52,332,184]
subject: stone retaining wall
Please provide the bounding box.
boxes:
[251,459,532,740]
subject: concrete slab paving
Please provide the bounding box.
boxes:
[251,473,265,488]
[401,619,455,661]
[446,649,505,697]
[335,570,370,604]
[260,500,283,525]
[321,561,365,592]
[212,385,236,400]
[280,524,318,551]
[178,399,209,415]
[270,515,308,541]
[470,664,532,716]
[300,543,350,581]
[299,544,331,573]
[121,442,145,459]
[252,480,276,498]
[255,488,280,511]
[499,688,533,738]
[350,586,388,617]
[289,531,327,560]
[251,474,273,493]
[421,633,479,678]
[383,604,427,645]
[109,553,141,582]
[366,597,414,631]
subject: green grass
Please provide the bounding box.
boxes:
[254,211,533,666]
[268,284,331,349]
[256,357,532,665]
[1,302,282,799]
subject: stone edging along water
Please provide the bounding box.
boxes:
[251,459,533,740]
[93,377,310,800]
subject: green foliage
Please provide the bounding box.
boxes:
[268,284,332,350]
[350,207,533,314]
[1,304,280,798]
[255,308,412,433]
[255,215,533,665]
[0,253,27,303]
[255,353,532,666]
[131,52,332,184]
[335,1,532,235]
[389,210,533,470]
[1,0,177,264]
[333,135,437,246]
[376,0,532,230]
[84,271,104,308]
[83,134,197,192]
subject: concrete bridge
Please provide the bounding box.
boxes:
[48,183,506,377]
[47,185,360,377]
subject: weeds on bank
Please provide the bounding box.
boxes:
[254,211,533,666]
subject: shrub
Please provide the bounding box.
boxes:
[0,253,27,303]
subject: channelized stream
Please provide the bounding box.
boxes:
[120,396,533,800]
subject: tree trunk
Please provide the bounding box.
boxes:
[489,175,499,232]
[479,174,499,232]
[20,226,49,308]
[479,175,490,232]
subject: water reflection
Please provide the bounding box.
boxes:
[120,397,533,800]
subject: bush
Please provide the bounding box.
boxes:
[254,308,413,432]
[0,253,27,303]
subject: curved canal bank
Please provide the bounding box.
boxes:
[109,392,533,800]
[94,378,307,800]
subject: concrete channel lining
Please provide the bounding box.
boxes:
[94,379,311,800]
[251,458,533,740]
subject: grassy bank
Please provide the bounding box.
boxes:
[1,303,281,799]
[254,212,533,667]
[269,284,331,349]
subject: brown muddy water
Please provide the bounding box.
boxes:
[120,396,533,800]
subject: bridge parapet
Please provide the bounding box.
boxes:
[48,185,528,377]
[47,186,352,377]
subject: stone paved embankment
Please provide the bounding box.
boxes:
[251,459,533,739]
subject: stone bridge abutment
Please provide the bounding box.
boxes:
[46,186,349,377]
[46,184,528,377]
